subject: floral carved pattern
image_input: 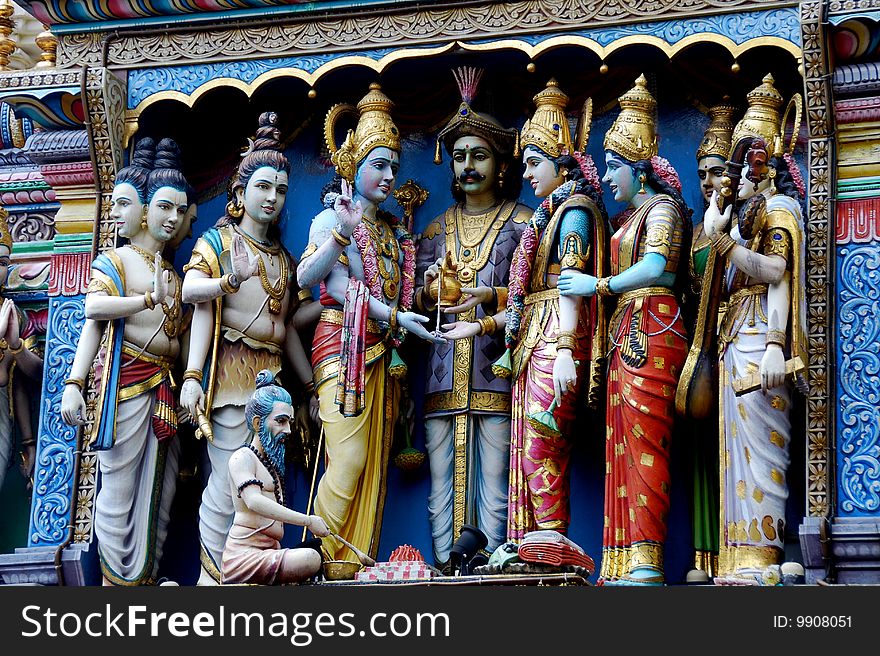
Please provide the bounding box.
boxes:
[56,0,797,69]
[30,295,85,546]
[801,0,833,518]
[837,245,880,515]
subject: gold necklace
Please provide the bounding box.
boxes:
[255,252,288,315]
[447,202,509,285]
[125,244,181,338]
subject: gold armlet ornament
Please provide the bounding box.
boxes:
[183,369,204,384]
[478,315,497,336]
[20,438,35,447]
[65,378,85,390]
[557,331,578,352]
[332,227,352,248]
[220,273,240,294]
[595,277,616,297]
[297,289,314,303]
[713,233,736,257]
[765,329,786,348]
[303,379,316,397]
[144,290,156,310]
[7,340,23,355]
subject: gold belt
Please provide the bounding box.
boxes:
[320,308,384,334]
[524,288,559,305]
[726,284,768,307]
[616,286,675,305]
[120,343,175,369]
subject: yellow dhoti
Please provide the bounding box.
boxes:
[314,355,398,561]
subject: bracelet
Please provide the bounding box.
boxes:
[65,377,85,390]
[557,331,578,352]
[389,305,399,330]
[7,340,23,355]
[143,290,156,310]
[219,273,240,294]
[765,329,786,348]
[713,233,737,257]
[477,315,497,336]
[595,277,616,297]
[183,368,204,384]
[20,438,36,447]
[331,227,352,247]
[303,379,316,396]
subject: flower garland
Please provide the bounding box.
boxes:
[504,179,578,349]
[650,155,682,193]
[571,151,602,194]
[783,152,806,198]
[352,215,415,348]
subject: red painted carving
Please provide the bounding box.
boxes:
[837,198,880,244]
[49,251,92,296]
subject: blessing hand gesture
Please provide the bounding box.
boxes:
[333,179,363,236]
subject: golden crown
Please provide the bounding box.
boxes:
[696,99,738,162]
[520,79,574,158]
[603,74,658,162]
[730,73,784,157]
[324,83,401,182]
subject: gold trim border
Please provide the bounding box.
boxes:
[800,0,833,519]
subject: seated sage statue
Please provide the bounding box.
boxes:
[220,369,330,585]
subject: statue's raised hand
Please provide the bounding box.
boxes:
[230,233,259,283]
[152,252,171,304]
[703,190,733,238]
[333,178,363,236]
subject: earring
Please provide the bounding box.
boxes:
[497,170,505,189]
[453,180,461,192]
[226,199,244,219]
[140,207,148,231]
[768,167,777,194]
[638,172,647,194]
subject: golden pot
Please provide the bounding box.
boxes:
[323,560,363,581]
[427,251,463,308]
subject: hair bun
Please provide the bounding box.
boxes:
[154,137,182,170]
[254,369,277,389]
[252,112,282,152]
[131,137,156,170]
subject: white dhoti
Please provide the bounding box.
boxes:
[425,413,510,565]
[95,390,179,585]
[198,404,247,575]
[719,305,792,576]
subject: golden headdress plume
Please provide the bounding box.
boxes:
[730,73,784,157]
[520,79,574,158]
[0,206,11,251]
[696,97,738,162]
[324,83,401,182]
[603,74,658,162]
[434,67,519,164]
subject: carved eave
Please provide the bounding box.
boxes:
[828,0,880,23]
[0,69,83,129]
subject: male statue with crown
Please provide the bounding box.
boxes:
[297,83,443,562]
[413,67,532,571]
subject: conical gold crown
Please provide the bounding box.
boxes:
[696,99,738,162]
[520,79,574,158]
[325,83,401,181]
[603,74,658,162]
[730,73,783,156]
